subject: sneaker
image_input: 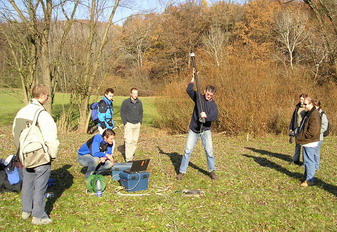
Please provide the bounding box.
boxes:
[300,181,314,187]
[210,171,217,180]
[32,217,53,225]
[176,173,184,180]
[21,212,31,220]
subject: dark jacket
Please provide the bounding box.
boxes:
[296,106,321,145]
[187,83,218,133]
[120,98,143,125]
[289,103,305,131]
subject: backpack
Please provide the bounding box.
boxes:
[90,102,100,124]
[90,100,114,128]
[320,111,330,137]
[0,155,22,192]
[19,109,51,168]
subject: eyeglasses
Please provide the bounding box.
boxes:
[303,103,308,106]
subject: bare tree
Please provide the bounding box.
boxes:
[303,0,337,75]
[202,25,228,67]
[0,0,79,112]
[76,0,120,133]
[0,21,37,103]
[274,10,308,69]
[306,34,328,81]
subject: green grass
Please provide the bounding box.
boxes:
[0,88,158,127]
[1,89,337,231]
[1,126,337,231]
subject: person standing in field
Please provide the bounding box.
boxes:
[120,88,143,162]
[12,84,60,225]
[296,97,321,187]
[289,93,307,165]
[176,69,218,180]
[313,99,329,171]
[97,88,115,134]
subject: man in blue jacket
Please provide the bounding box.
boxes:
[78,129,115,178]
[177,70,218,180]
[97,88,114,134]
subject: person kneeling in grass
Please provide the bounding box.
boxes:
[78,129,115,178]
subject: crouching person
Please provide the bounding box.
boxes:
[78,129,115,178]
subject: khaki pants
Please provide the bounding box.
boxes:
[124,122,141,162]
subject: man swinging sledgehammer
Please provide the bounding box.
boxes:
[177,54,219,180]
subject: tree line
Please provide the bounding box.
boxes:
[0,0,336,135]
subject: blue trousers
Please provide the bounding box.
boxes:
[303,146,318,182]
[179,129,216,174]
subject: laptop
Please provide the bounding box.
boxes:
[123,159,150,174]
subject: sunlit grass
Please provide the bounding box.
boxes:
[1,124,337,231]
[0,88,158,127]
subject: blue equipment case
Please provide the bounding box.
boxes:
[119,172,150,192]
[111,163,132,181]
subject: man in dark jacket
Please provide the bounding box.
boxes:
[289,93,307,165]
[296,97,321,187]
[120,88,143,162]
[176,70,218,180]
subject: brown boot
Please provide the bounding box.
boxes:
[176,173,185,180]
[210,171,217,180]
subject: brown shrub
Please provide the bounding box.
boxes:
[155,51,337,136]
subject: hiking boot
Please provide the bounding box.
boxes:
[300,181,314,187]
[32,217,52,225]
[210,171,217,180]
[176,173,185,180]
[21,212,31,220]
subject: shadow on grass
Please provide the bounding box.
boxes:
[245,147,293,163]
[46,165,73,215]
[117,145,126,162]
[157,146,209,177]
[243,154,337,197]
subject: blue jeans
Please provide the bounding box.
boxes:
[179,129,215,174]
[293,143,302,162]
[303,146,318,182]
[22,164,51,219]
[78,155,113,178]
[314,141,323,170]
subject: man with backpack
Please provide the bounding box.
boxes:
[93,88,114,134]
[313,99,329,171]
[12,84,60,225]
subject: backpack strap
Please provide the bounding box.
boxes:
[21,109,44,145]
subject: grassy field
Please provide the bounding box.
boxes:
[0,89,337,231]
[0,88,158,127]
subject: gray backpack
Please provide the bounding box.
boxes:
[19,109,51,168]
